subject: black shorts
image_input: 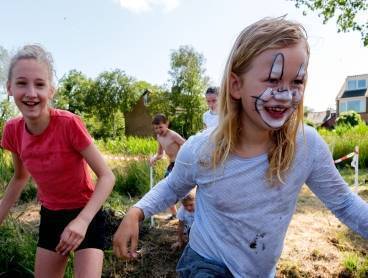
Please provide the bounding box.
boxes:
[38,206,106,252]
[164,162,175,177]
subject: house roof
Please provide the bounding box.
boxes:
[306,110,335,125]
[341,89,367,98]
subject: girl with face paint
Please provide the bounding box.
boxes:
[113,17,368,277]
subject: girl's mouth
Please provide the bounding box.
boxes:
[264,106,289,119]
[22,101,40,107]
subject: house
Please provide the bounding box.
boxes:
[124,89,154,137]
[336,74,368,122]
[306,109,336,128]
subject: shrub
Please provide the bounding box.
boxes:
[336,111,362,127]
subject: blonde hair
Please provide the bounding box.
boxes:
[7,44,55,88]
[212,17,309,184]
[182,188,196,204]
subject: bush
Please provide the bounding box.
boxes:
[336,111,362,127]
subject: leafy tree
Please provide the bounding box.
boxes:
[88,69,139,139]
[336,110,363,126]
[291,0,368,46]
[168,45,209,137]
[54,70,93,114]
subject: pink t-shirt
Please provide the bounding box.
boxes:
[1,109,94,210]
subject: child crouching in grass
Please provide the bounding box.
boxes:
[171,189,196,251]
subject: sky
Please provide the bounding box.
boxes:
[1,0,367,111]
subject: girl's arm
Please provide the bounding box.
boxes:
[56,143,115,255]
[114,136,198,259]
[0,152,30,224]
[306,131,368,239]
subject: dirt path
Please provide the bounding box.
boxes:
[11,186,368,277]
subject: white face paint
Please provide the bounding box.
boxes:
[252,53,304,129]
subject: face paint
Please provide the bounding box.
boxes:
[251,53,304,129]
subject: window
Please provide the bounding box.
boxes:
[347,79,367,90]
[358,79,367,89]
[347,80,357,90]
[340,100,365,113]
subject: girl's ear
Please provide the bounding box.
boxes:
[49,86,56,100]
[229,72,242,100]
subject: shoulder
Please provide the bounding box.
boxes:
[4,115,24,129]
[296,124,322,147]
[180,129,213,158]
[51,108,80,122]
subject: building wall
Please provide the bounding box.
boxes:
[125,96,153,137]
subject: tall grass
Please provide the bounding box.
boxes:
[113,159,166,197]
[319,123,368,168]
[96,136,157,155]
[0,149,13,192]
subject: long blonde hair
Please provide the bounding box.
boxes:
[211,17,310,184]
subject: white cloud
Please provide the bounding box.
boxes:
[118,0,179,13]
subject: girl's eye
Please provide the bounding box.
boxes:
[293,79,304,85]
[35,82,46,88]
[16,81,27,86]
[267,78,279,84]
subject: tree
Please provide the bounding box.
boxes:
[54,70,93,114]
[291,0,368,46]
[336,110,362,126]
[88,69,139,139]
[168,45,209,137]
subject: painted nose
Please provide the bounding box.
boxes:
[273,90,292,102]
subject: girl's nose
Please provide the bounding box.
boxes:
[25,85,37,98]
[273,89,292,102]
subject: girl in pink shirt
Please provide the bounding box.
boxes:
[0,45,115,278]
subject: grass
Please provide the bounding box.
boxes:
[96,136,157,156]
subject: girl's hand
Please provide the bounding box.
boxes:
[113,207,143,260]
[55,216,89,256]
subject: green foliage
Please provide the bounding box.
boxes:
[19,182,37,203]
[291,0,368,46]
[96,136,157,155]
[0,149,13,192]
[319,122,368,168]
[113,159,166,197]
[0,99,17,139]
[0,218,36,276]
[336,111,363,127]
[168,45,209,137]
[342,252,368,276]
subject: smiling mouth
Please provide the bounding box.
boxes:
[22,101,40,107]
[264,106,289,118]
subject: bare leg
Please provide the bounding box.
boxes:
[74,248,103,278]
[34,247,68,278]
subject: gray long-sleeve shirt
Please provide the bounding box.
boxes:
[135,125,368,277]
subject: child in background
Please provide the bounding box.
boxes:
[113,17,368,277]
[149,114,186,220]
[171,189,196,251]
[0,45,115,278]
[202,87,219,129]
